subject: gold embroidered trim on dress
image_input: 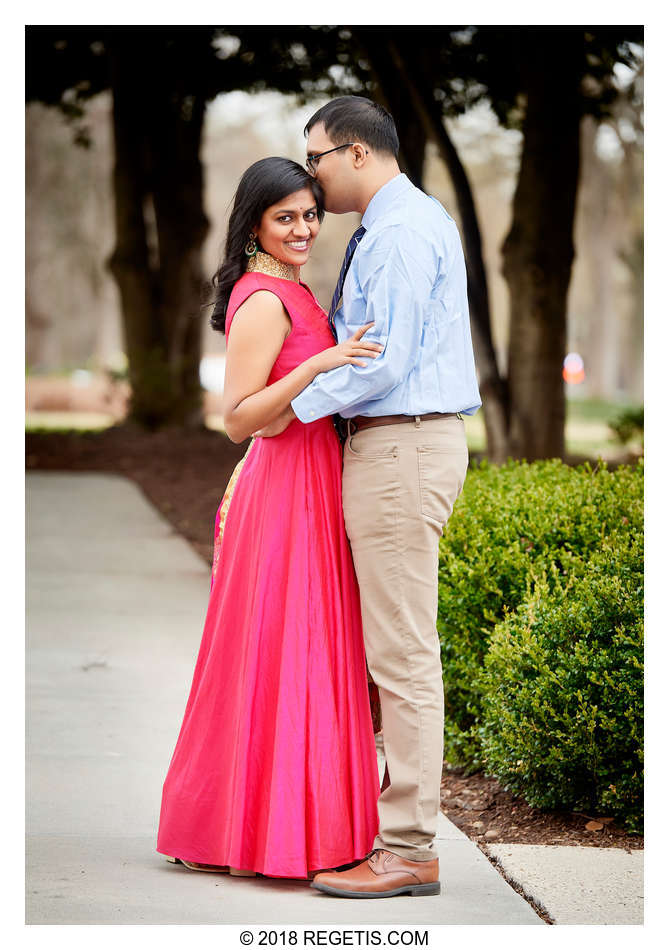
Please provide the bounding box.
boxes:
[246,250,300,282]
[211,439,255,580]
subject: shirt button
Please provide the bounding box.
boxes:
[310,411,315,417]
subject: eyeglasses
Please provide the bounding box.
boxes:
[306,143,355,175]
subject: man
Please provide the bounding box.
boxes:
[265,95,481,898]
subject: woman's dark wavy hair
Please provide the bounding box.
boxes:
[210,157,324,333]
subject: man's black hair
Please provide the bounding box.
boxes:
[305,95,399,158]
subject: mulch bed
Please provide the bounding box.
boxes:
[441,766,642,851]
[26,424,643,852]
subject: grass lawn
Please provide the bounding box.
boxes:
[25,410,116,432]
[462,397,642,460]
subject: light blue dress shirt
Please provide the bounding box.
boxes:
[291,173,481,422]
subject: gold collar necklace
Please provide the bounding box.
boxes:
[246,250,300,282]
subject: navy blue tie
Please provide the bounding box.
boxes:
[327,225,366,339]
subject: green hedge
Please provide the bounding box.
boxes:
[437,458,643,830]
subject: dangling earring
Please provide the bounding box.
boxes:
[245,233,258,257]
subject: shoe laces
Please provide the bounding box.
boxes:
[368,849,392,869]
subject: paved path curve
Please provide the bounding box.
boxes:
[26,471,542,925]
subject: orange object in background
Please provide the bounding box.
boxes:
[563,352,585,384]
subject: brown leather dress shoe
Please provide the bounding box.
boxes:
[311,849,440,898]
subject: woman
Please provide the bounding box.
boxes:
[156,157,383,880]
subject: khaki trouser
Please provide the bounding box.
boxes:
[342,415,468,861]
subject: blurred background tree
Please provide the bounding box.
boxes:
[26,25,643,458]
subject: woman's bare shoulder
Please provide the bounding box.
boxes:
[228,289,291,342]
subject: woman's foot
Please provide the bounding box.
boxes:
[167,856,230,873]
[167,856,257,875]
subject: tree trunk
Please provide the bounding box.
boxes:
[381,37,511,462]
[107,41,165,426]
[502,32,582,460]
[107,33,208,428]
[355,33,427,189]
[149,84,209,427]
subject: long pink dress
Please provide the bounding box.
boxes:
[156,271,380,879]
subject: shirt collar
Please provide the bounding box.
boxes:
[361,173,412,230]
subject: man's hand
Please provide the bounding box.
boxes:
[253,406,296,438]
[311,322,382,373]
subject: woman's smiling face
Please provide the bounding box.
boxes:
[254,188,321,266]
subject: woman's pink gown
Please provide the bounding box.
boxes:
[156,272,380,878]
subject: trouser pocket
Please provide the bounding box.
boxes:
[417,446,468,528]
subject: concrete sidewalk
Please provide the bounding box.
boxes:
[26,471,542,925]
[486,844,643,925]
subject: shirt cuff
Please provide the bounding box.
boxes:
[291,385,331,423]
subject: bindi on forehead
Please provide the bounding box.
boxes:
[275,205,315,213]
[268,191,317,215]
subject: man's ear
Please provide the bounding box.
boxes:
[351,143,369,167]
